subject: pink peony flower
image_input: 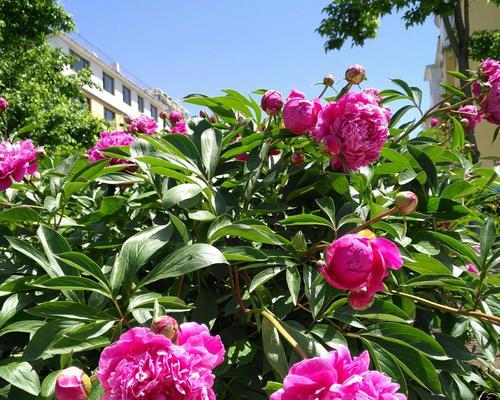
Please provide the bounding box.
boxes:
[98,326,224,400]
[87,131,134,165]
[314,90,391,171]
[168,110,184,124]
[55,367,91,400]
[458,105,483,132]
[283,90,322,135]
[474,59,500,125]
[465,263,480,274]
[430,118,440,127]
[127,115,158,135]
[0,97,8,112]
[261,90,284,115]
[0,139,43,191]
[270,345,406,400]
[171,121,188,135]
[321,231,403,310]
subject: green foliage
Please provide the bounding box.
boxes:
[0,0,106,155]
[469,29,500,61]
[0,77,499,399]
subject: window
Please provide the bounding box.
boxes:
[150,105,158,120]
[137,95,144,112]
[104,108,115,121]
[70,50,89,72]
[122,85,131,105]
[103,72,114,94]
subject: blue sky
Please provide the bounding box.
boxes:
[60,0,438,115]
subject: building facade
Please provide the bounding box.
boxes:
[47,34,187,130]
[424,0,500,163]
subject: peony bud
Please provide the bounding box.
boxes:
[465,263,479,274]
[261,90,284,115]
[323,74,335,87]
[430,118,440,127]
[159,110,168,119]
[345,64,366,85]
[124,115,133,124]
[55,367,91,400]
[209,115,216,123]
[151,315,179,342]
[168,110,183,124]
[442,102,451,109]
[394,191,418,214]
[291,151,305,165]
[460,118,470,127]
[0,97,8,113]
[199,109,207,118]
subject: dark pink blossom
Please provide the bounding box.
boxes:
[283,90,322,135]
[168,110,184,124]
[458,105,482,132]
[55,367,90,400]
[0,139,43,191]
[314,90,391,171]
[87,131,134,165]
[127,115,158,135]
[0,97,8,112]
[261,90,284,115]
[171,121,188,135]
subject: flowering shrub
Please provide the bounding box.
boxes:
[0,61,498,400]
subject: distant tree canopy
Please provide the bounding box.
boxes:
[0,0,105,156]
[316,0,500,78]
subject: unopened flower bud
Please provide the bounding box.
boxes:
[345,64,366,85]
[55,367,91,400]
[323,74,334,87]
[442,102,451,109]
[159,110,168,119]
[168,110,183,124]
[199,109,207,118]
[0,98,8,113]
[460,118,470,127]
[261,90,284,115]
[151,315,179,342]
[430,118,440,127]
[291,151,305,165]
[209,115,216,123]
[394,191,418,214]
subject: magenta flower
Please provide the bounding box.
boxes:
[474,58,500,125]
[0,139,43,191]
[87,131,134,165]
[458,105,483,132]
[98,325,224,400]
[430,118,440,127]
[0,97,8,112]
[127,115,158,135]
[261,90,284,115]
[270,345,406,400]
[283,90,322,135]
[320,231,403,310]
[171,120,188,135]
[168,110,184,124]
[314,90,391,171]
[465,263,480,274]
[55,367,91,400]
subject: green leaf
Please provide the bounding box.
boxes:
[200,128,221,179]
[249,266,287,293]
[40,370,60,397]
[99,196,126,215]
[209,223,284,245]
[450,117,465,150]
[33,276,111,298]
[56,252,108,287]
[440,180,473,199]
[398,168,417,185]
[162,183,202,208]
[281,214,333,228]
[263,381,283,396]
[428,232,479,265]
[406,254,451,275]
[407,145,437,190]
[286,265,301,305]
[109,254,126,297]
[0,293,34,329]
[338,299,413,323]
[27,301,114,321]
[315,197,336,226]
[262,318,288,380]
[309,324,347,348]
[128,294,190,312]
[140,244,228,286]
[0,207,42,223]
[221,246,268,262]
[188,210,216,221]
[425,197,470,220]
[0,361,40,395]
[23,320,70,361]
[363,322,446,359]
[361,338,407,393]
[479,216,496,270]
[120,224,173,272]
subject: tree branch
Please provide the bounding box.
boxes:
[442,15,461,63]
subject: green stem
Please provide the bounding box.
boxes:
[261,309,309,359]
[347,207,397,234]
[112,299,132,329]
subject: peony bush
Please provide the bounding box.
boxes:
[0,60,498,400]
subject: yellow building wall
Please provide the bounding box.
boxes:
[87,96,125,131]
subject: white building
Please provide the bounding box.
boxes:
[47,33,187,130]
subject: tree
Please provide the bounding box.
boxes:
[0,0,105,155]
